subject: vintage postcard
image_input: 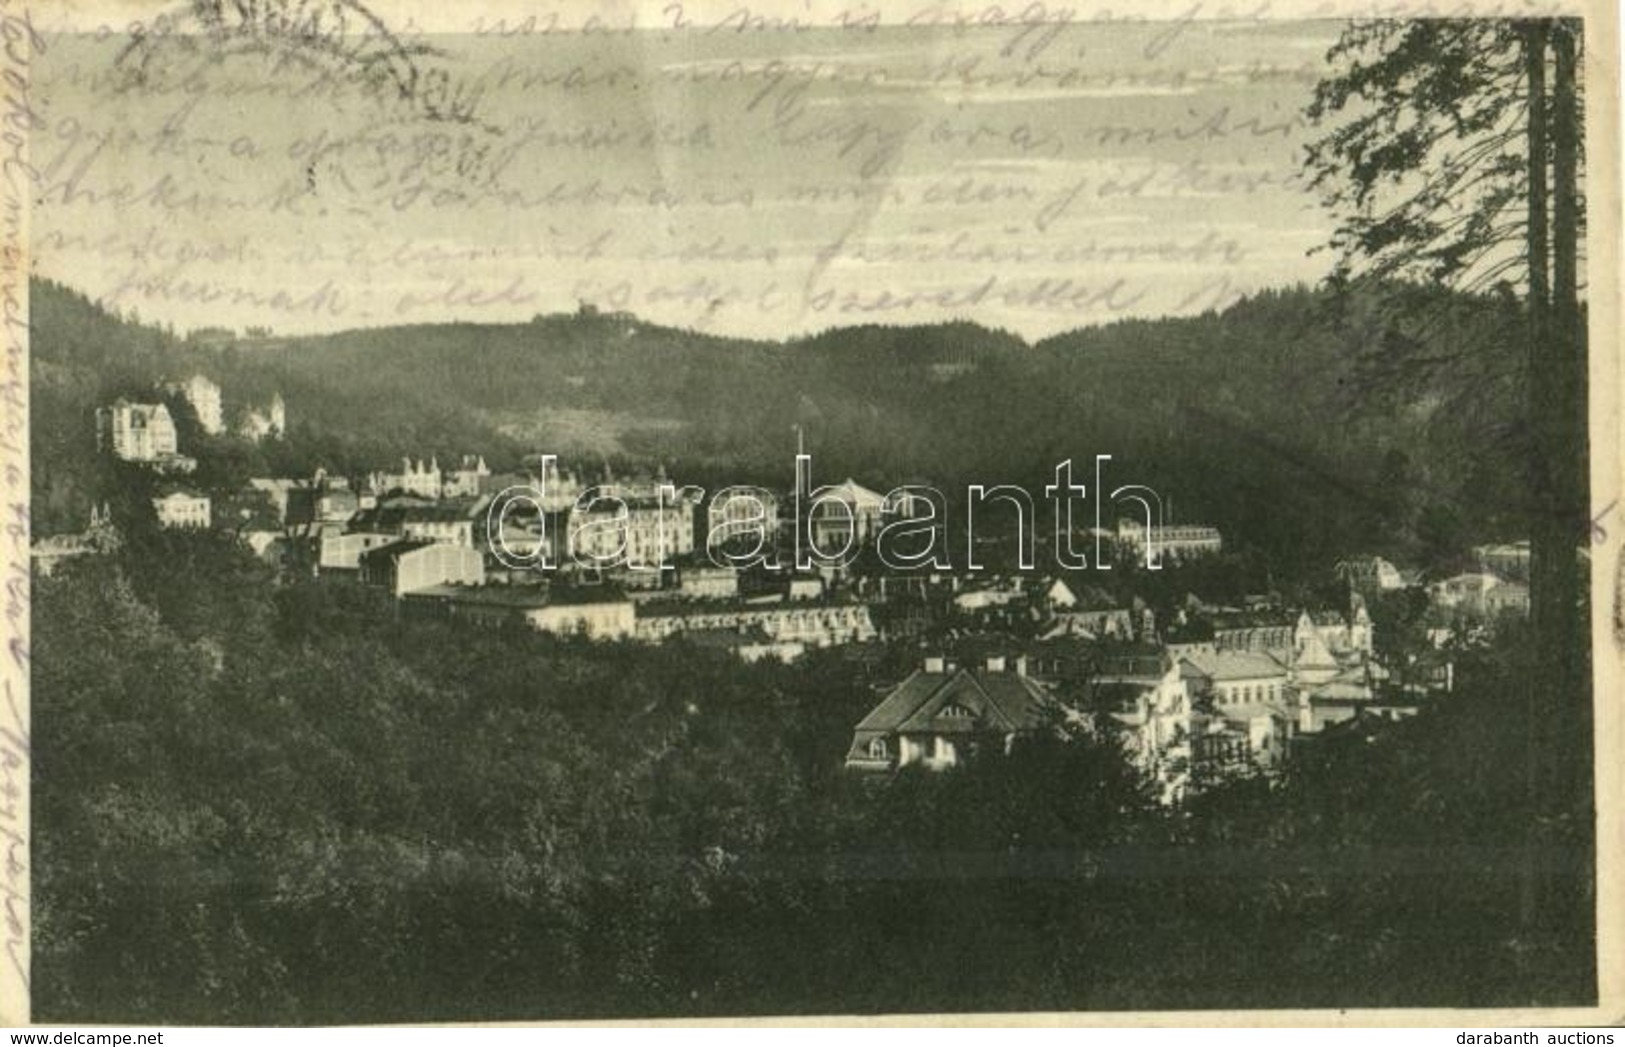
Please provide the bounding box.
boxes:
[0,0,1619,1027]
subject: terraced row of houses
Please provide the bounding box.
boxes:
[841,589,1393,805]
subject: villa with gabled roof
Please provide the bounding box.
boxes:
[844,656,1056,772]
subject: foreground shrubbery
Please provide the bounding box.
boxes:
[32,538,1594,1022]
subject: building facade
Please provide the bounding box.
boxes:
[569,496,697,568]
[525,596,637,640]
[442,455,492,499]
[371,458,444,500]
[1179,650,1291,707]
[360,540,486,597]
[98,400,179,462]
[164,374,224,434]
[706,488,780,552]
[844,658,1056,773]
[319,531,400,572]
[152,488,211,529]
[636,601,875,648]
[1114,519,1223,563]
[807,478,891,554]
[240,394,286,442]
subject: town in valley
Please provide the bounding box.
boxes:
[38,338,1539,807]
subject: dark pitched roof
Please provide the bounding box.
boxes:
[359,538,434,566]
[1209,608,1296,631]
[352,502,480,533]
[951,631,1029,662]
[1089,680,1158,713]
[1164,619,1216,643]
[1095,652,1172,681]
[1180,650,1289,682]
[852,668,1053,742]
[1026,637,1166,672]
[1072,584,1121,611]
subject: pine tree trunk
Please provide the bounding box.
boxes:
[1549,19,1589,821]
[1520,18,1551,933]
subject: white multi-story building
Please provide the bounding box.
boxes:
[371,458,443,500]
[240,394,286,442]
[706,488,780,551]
[31,504,119,576]
[526,595,637,640]
[528,458,586,512]
[570,495,698,568]
[1115,518,1223,564]
[97,400,179,462]
[1339,555,1406,592]
[636,601,875,648]
[400,506,478,548]
[1177,649,1298,777]
[347,497,486,549]
[679,565,741,600]
[1091,649,1193,803]
[360,539,485,597]
[1429,572,1529,617]
[1179,650,1291,707]
[165,374,223,434]
[152,488,211,530]
[318,531,400,572]
[442,455,491,499]
[807,478,891,552]
[1296,604,1374,662]
[1473,541,1531,579]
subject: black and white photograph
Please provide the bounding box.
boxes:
[1,0,1619,1029]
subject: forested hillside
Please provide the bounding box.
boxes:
[32,543,1593,1022]
[27,277,1593,1021]
[32,277,1531,574]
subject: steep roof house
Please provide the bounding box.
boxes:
[844,657,1056,773]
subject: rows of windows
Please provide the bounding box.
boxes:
[1220,681,1284,704]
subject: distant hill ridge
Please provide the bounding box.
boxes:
[29,277,1531,572]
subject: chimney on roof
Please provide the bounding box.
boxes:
[985,655,1006,673]
[924,655,946,673]
[1014,654,1028,677]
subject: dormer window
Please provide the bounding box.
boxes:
[867,738,889,760]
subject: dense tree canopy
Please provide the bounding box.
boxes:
[33,278,1538,583]
[26,29,1600,1013]
[31,526,1594,1022]
[1303,19,1593,930]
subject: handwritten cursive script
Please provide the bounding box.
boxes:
[0,0,35,1020]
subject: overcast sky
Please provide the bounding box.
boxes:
[31,16,1348,341]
